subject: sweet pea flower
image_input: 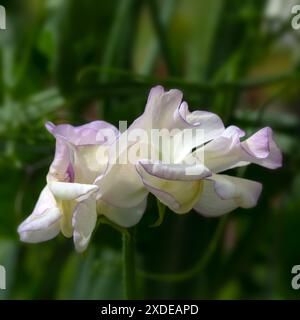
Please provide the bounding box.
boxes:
[96,86,282,224]
[18,121,119,252]
[18,86,282,252]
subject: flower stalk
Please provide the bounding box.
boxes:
[122,227,136,299]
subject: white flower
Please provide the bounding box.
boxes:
[96,86,282,224]
[18,121,119,252]
[18,86,283,251]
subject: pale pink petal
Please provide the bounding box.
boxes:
[45,121,119,146]
[198,126,282,173]
[241,127,282,169]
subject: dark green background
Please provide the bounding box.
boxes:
[0,0,300,299]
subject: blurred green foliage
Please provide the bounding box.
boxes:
[0,0,300,299]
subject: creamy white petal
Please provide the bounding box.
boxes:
[137,159,211,181]
[95,142,148,208]
[174,101,225,141]
[47,139,72,183]
[72,145,109,184]
[96,164,148,208]
[97,197,147,228]
[130,87,225,149]
[57,199,76,238]
[18,186,62,243]
[194,174,262,217]
[72,197,97,253]
[18,207,61,233]
[18,219,61,243]
[45,121,119,184]
[49,181,98,201]
[130,86,183,131]
[128,87,225,165]
[136,161,204,213]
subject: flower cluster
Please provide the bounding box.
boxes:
[18,86,282,252]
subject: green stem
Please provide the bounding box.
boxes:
[123,227,137,299]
